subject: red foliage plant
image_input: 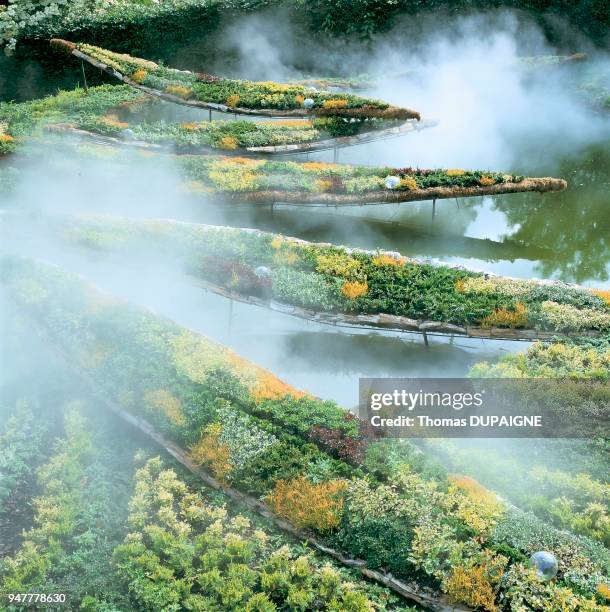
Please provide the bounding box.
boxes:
[309,413,379,464]
[195,72,225,83]
[394,167,435,177]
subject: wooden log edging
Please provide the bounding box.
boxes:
[51,40,420,121]
[227,177,567,206]
[26,314,470,612]
[45,118,437,157]
[113,409,471,611]
[187,276,601,343]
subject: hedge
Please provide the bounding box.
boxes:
[3,0,608,56]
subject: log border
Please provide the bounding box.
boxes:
[188,276,600,343]
[226,177,567,206]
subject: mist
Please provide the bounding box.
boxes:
[1,8,609,523]
[2,9,610,398]
[216,9,609,170]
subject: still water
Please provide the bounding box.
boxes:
[1,47,609,406]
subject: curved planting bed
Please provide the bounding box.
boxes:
[51,39,421,121]
[0,403,405,609]
[49,116,432,156]
[0,85,146,157]
[426,337,610,548]
[35,213,610,341]
[177,156,567,205]
[0,85,425,157]
[0,138,567,204]
[2,256,609,611]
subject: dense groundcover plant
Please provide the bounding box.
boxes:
[0,403,47,515]
[114,457,383,611]
[0,407,99,600]
[470,337,610,379]
[2,256,608,610]
[426,437,610,548]
[0,85,404,156]
[50,40,417,119]
[52,215,610,334]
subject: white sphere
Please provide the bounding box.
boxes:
[385,176,400,190]
[254,266,271,279]
[529,551,558,581]
[303,98,315,109]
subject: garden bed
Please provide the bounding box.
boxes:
[31,213,610,340]
[176,155,567,204]
[0,392,411,610]
[47,115,433,156]
[0,136,567,204]
[0,85,426,157]
[2,255,608,611]
[51,39,421,120]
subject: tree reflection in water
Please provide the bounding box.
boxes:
[495,143,609,284]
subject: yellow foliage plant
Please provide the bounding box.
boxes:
[480,303,528,328]
[267,477,347,532]
[190,423,232,483]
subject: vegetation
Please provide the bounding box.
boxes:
[0,403,47,517]
[0,85,144,156]
[2,0,608,56]
[177,156,526,194]
[0,395,409,610]
[0,309,407,610]
[114,457,391,611]
[457,338,610,548]
[42,214,610,334]
[0,85,404,157]
[1,0,233,54]
[2,255,608,611]
[470,337,610,379]
[52,40,419,120]
[0,405,133,609]
[293,0,610,46]
[426,438,610,548]
[0,2,606,611]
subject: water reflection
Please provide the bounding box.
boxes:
[2,133,608,289]
[495,144,610,284]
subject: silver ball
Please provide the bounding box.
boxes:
[302,98,315,109]
[529,551,558,581]
[385,175,400,190]
[254,266,271,279]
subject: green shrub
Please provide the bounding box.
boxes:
[114,457,383,611]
